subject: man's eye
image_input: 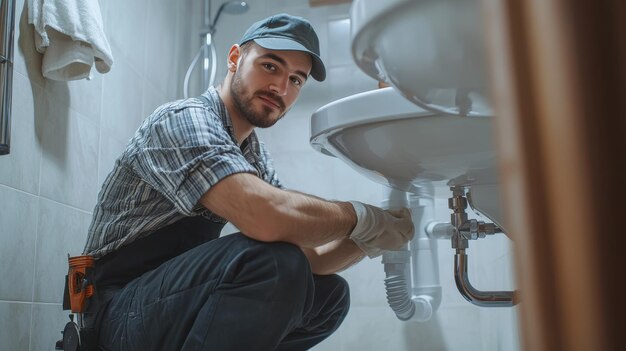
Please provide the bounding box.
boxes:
[291,77,302,86]
[263,63,276,71]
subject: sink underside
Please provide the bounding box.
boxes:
[326,115,498,191]
[310,88,506,230]
[310,88,499,192]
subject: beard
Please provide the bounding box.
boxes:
[230,69,289,128]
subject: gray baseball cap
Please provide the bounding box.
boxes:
[239,13,326,81]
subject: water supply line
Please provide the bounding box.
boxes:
[381,184,442,322]
[445,186,519,307]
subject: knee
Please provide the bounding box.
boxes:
[268,241,310,270]
[240,240,313,297]
[266,242,312,290]
[323,274,351,321]
[300,274,350,336]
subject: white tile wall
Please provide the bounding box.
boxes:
[33,199,92,303]
[266,0,310,12]
[0,73,43,194]
[0,1,196,349]
[0,186,38,302]
[102,0,149,75]
[339,256,388,307]
[30,303,68,351]
[0,301,31,351]
[327,18,352,67]
[99,59,145,143]
[142,79,169,119]
[45,75,104,125]
[340,306,410,350]
[144,2,180,98]
[327,64,378,99]
[330,163,386,205]
[38,102,100,211]
[271,150,338,199]
[262,105,316,153]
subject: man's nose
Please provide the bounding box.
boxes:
[269,75,290,96]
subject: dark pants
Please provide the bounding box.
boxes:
[90,218,350,351]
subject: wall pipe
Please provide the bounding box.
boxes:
[0,0,16,155]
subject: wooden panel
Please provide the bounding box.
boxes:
[309,0,352,7]
[482,0,626,350]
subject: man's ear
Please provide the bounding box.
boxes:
[227,44,241,72]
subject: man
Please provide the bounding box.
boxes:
[82,13,414,350]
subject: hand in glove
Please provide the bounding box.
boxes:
[348,201,415,258]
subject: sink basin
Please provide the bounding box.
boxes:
[350,0,492,117]
[310,88,505,229]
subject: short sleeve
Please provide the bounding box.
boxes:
[259,141,283,189]
[128,104,257,215]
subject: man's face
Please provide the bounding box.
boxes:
[229,43,312,128]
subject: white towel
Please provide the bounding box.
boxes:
[27,0,113,81]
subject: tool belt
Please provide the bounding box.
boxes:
[56,255,97,351]
[54,216,225,350]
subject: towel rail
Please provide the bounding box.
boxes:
[1,0,16,155]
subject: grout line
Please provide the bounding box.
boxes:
[27,194,42,350]
[31,302,63,306]
[0,300,35,305]
[35,79,48,202]
[96,90,104,188]
[97,30,108,189]
[27,302,34,351]
[30,199,40,304]
[0,300,65,306]
[37,195,93,216]
[0,183,39,198]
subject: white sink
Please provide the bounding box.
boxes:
[350,0,492,117]
[310,88,505,229]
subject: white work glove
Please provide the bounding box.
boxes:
[348,201,415,258]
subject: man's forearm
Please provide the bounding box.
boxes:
[269,192,357,247]
[201,173,357,248]
[302,237,365,275]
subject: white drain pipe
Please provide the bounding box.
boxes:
[381,184,442,322]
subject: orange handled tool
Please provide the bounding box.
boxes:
[67,255,95,313]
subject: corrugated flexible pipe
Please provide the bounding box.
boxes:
[383,249,415,320]
[381,185,442,322]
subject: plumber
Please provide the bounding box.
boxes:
[80,13,413,350]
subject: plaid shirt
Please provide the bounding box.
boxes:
[84,87,282,258]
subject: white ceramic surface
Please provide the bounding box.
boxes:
[310,88,505,228]
[350,0,491,117]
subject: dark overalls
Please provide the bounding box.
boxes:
[85,216,350,350]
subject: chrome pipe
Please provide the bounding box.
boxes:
[448,186,519,307]
[0,0,16,155]
[201,35,211,91]
[454,249,518,307]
